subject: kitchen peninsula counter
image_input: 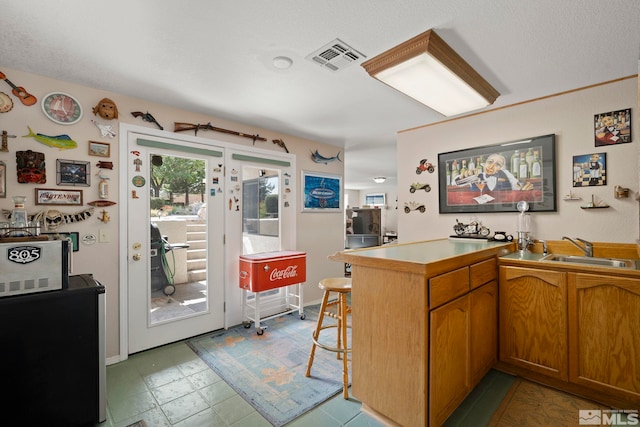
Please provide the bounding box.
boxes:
[329,238,513,426]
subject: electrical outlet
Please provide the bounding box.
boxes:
[99,229,110,243]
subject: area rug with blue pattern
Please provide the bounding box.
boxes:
[186,304,350,426]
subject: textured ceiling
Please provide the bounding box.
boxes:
[2,0,639,189]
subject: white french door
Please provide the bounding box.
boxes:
[125,131,224,353]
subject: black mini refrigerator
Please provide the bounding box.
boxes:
[0,273,106,426]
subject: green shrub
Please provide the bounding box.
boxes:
[150,198,168,209]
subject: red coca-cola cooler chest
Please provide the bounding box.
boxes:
[239,250,306,292]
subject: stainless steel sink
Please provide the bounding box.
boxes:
[540,254,636,268]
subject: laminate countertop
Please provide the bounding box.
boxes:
[329,238,514,275]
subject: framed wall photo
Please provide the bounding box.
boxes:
[56,159,90,186]
[573,152,606,187]
[0,161,6,198]
[88,140,111,157]
[594,108,631,146]
[35,188,83,206]
[438,134,557,213]
[301,170,342,212]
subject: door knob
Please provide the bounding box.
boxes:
[132,253,141,261]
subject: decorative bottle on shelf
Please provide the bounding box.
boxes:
[98,173,110,199]
[531,150,542,177]
[467,157,475,176]
[518,152,528,179]
[459,160,468,178]
[11,196,28,236]
[525,148,534,172]
[511,150,520,178]
[445,162,451,185]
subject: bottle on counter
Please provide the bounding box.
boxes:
[11,196,28,237]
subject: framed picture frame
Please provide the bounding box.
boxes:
[0,161,6,198]
[88,140,111,157]
[594,108,631,146]
[42,231,79,252]
[438,134,557,213]
[35,188,83,206]
[56,159,90,186]
[301,170,342,212]
[572,152,606,187]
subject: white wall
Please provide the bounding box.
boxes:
[0,67,344,358]
[398,77,638,243]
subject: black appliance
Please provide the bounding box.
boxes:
[0,273,106,426]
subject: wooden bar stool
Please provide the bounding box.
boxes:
[305,277,352,399]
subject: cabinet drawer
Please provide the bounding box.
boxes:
[470,258,497,289]
[430,267,470,308]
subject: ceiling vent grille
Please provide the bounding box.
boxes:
[306,38,366,72]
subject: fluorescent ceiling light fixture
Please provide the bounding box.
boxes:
[373,176,386,184]
[362,29,499,117]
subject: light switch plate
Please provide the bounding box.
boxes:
[99,229,110,243]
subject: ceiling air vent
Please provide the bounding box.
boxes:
[306,38,366,72]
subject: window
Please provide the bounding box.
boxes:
[365,193,386,207]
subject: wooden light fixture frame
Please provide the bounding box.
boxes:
[362,29,500,108]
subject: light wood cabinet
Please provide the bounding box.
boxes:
[498,259,640,408]
[429,263,497,426]
[499,266,568,380]
[430,295,470,427]
[470,281,498,385]
[568,272,640,402]
[329,240,512,427]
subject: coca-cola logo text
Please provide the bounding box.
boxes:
[269,265,298,281]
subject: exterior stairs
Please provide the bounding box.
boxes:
[186,220,207,282]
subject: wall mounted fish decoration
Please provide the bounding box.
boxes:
[311,149,342,164]
[22,126,77,150]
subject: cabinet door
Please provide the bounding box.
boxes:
[430,295,470,427]
[499,266,568,380]
[568,273,640,402]
[470,281,498,386]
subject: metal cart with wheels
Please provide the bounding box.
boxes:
[239,251,306,335]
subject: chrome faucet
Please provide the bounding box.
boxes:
[562,236,593,257]
[538,239,548,255]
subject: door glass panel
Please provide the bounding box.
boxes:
[242,166,280,255]
[148,153,208,325]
